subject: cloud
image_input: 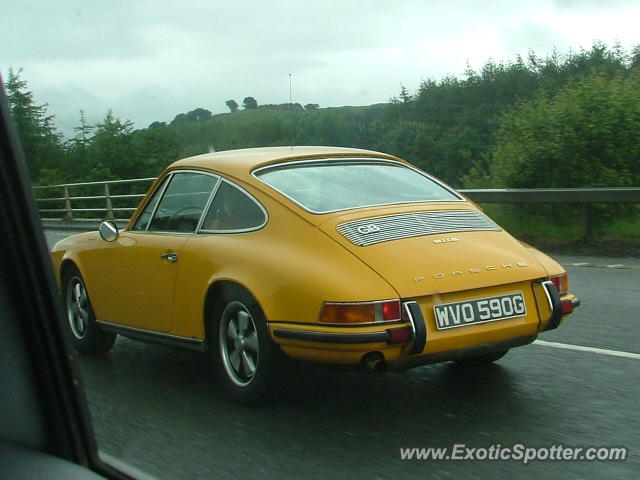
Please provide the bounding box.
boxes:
[501,21,571,58]
[552,0,638,10]
[4,0,639,137]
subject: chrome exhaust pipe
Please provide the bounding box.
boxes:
[362,352,387,374]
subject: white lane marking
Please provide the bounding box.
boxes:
[562,262,640,270]
[534,340,640,360]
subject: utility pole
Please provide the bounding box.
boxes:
[289,73,294,148]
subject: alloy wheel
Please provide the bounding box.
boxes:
[219,301,260,387]
[66,276,89,339]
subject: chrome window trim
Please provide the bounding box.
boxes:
[197,178,269,234]
[129,173,172,232]
[252,157,465,215]
[195,177,222,232]
[145,172,174,231]
[124,230,198,237]
[142,169,220,234]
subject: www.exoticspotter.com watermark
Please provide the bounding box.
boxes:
[399,444,628,465]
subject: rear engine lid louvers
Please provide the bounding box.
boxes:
[337,210,501,247]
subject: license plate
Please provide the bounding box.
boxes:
[433,292,527,330]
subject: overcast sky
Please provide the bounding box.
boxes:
[3,0,639,137]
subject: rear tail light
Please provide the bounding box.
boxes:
[382,300,400,321]
[388,326,412,343]
[550,273,568,294]
[561,299,574,314]
[319,300,401,324]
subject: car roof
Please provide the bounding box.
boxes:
[168,146,403,181]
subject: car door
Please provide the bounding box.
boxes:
[89,171,219,332]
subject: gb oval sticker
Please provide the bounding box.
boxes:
[356,224,381,234]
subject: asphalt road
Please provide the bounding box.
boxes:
[46,231,639,479]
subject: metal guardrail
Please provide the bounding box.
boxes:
[34,177,155,229]
[459,188,640,238]
[34,178,640,235]
[458,188,640,204]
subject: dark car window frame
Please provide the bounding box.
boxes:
[0,75,138,479]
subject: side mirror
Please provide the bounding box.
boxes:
[99,220,119,242]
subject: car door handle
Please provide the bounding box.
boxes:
[160,252,178,262]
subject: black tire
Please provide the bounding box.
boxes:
[211,287,282,405]
[62,266,116,355]
[453,349,509,366]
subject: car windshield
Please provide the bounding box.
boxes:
[255,160,460,213]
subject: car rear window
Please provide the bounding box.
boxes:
[254,159,461,213]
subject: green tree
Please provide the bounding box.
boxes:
[399,84,412,104]
[486,70,640,188]
[130,120,180,175]
[36,168,67,186]
[170,108,212,125]
[65,110,93,164]
[476,69,640,229]
[87,109,135,179]
[242,96,258,110]
[4,68,64,181]
[225,99,239,112]
[74,109,93,148]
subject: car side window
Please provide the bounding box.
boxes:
[130,176,169,231]
[148,172,218,233]
[201,181,266,232]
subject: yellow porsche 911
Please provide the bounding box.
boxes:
[51,146,579,404]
